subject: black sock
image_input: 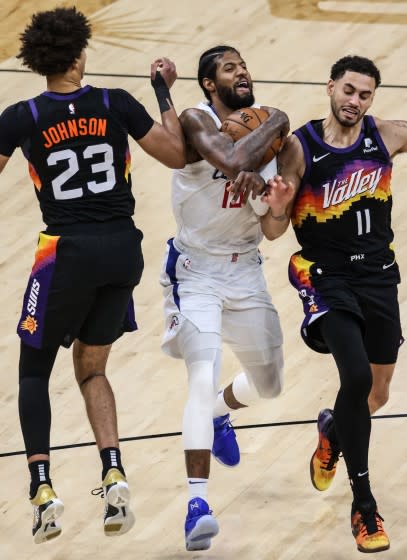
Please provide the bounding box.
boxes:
[29,460,51,499]
[351,474,375,509]
[100,447,125,479]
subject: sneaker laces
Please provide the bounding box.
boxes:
[91,487,104,498]
[324,447,342,471]
[360,510,385,536]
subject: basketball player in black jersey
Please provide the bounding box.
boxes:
[240,55,407,553]
[0,7,185,544]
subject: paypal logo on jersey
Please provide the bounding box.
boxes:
[363,137,378,153]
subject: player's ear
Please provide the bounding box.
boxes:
[203,78,216,95]
[326,79,335,97]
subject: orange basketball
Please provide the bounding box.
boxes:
[220,107,282,166]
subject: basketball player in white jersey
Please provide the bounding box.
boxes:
[160,45,291,550]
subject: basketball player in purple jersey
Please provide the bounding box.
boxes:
[0,7,185,544]
[246,55,407,553]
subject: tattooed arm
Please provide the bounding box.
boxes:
[180,107,289,178]
[375,117,407,157]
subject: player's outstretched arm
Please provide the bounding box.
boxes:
[376,117,407,158]
[137,57,186,169]
[180,107,289,179]
[260,135,304,240]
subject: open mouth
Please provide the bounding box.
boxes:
[235,79,250,95]
[342,107,359,119]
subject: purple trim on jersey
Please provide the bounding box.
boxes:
[102,88,110,110]
[28,99,39,123]
[42,85,92,101]
[366,115,390,160]
[166,238,181,310]
[305,119,365,154]
[294,129,312,185]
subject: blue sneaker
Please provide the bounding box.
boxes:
[212,413,240,467]
[185,497,219,551]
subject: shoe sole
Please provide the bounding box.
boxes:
[357,543,390,553]
[33,499,64,544]
[310,452,323,491]
[104,482,135,536]
[212,453,240,468]
[186,515,219,551]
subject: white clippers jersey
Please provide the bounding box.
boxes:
[171,102,263,256]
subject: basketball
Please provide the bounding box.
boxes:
[220,107,283,166]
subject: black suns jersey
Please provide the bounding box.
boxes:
[292,116,394,262]
[0,86,154,225]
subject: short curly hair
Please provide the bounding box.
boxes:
[17,7,92,76]
[330,55,381,88]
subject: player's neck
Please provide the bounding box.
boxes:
[46,73,82,94]
[322,114,363,148]
[209,99,233,123]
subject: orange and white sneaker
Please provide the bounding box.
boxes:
[310,408,341,491]
[351,503,390,553]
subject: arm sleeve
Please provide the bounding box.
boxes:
[108,89,155,141]
[0,102,33,156]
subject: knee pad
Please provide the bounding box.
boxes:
[243,346,284,399]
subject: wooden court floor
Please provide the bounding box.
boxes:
[0,1,406,558]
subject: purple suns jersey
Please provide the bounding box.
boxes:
[0,86,154,225]
[291,116,394,263]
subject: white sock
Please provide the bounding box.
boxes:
[188,478,208,500]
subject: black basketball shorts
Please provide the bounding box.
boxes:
[17,218,144,349]
[289,252,403,364]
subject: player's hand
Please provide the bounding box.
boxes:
[151,57,177,89]
[261,174,295,214]
[227,171,266,203]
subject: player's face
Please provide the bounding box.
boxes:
[213,51,254,110]
[328,71,376,127]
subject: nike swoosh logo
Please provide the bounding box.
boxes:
[313,153,330,162]
[357,470,369,477]
[383,259,396,270]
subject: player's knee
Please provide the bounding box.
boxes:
[369,386,389,413]
[249,359,284,399]
[341,363,372,401]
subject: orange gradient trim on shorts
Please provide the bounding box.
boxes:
[32,234,59,275]
[289,253,313,288]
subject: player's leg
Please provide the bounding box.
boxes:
[212,303,283,467]
[320,310,390,553]
[173,319,221,551]
[18,341,64,544]
[362,282,402,414]
[73,222,143,536]
[368,363,396,413]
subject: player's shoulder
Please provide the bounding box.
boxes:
[0,98,32,121]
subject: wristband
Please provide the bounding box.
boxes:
[151,70,173,113]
